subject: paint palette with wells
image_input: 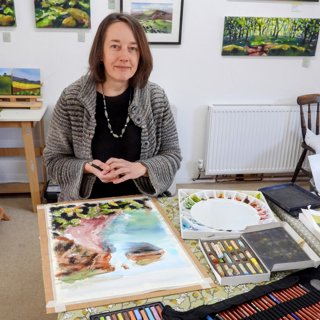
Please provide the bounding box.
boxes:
[179,189,277,239]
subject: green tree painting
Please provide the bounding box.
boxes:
[0,0,16,26]
[222,17,320,56]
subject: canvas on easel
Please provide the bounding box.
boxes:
[37,196,213,313]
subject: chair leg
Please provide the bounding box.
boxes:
[292,149,308,183]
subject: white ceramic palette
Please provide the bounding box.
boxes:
[179,189,277,239]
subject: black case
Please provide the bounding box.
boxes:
[162,266,320,320]
[259,183,320,218]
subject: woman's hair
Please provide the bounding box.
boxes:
[89,12,153,88]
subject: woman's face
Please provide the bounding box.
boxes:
[102,21,140,86]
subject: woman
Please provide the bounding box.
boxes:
[44,12,181,202]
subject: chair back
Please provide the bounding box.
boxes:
[297,94,320,141]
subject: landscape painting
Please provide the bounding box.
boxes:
[34,0,90,28]
[0,68,12,95]
[222,17,320,56]
[0,0,16,26]
[12,68,41,96]
[38,197,211,313]
[121,0,184,44]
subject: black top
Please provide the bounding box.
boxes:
[90,87,141,198]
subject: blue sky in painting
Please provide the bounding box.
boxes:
[0,68,12,76]
[12,68,40,81]
[132,2,173,13]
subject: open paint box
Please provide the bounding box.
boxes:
[199,221,320,286]
[178,189,277,239]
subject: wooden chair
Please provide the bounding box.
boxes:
[292,94,320,183]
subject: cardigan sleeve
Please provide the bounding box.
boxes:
[43,89,95,201]
[135,87,182,196]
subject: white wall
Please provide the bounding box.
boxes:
[1,0,320,183]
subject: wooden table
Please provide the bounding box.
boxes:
[0,105,48,212]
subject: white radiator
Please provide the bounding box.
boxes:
[205,105,302,175]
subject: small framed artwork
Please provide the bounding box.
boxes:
[34,0,91,28]
[120,0,184,44]
[0,68,12,95]
[0,0,16,26]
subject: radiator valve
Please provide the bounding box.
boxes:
[197,159,204,171]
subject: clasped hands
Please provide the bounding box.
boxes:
[85,157,148,184]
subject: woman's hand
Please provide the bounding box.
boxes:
[105,158,148,184]
[84,158,148,184]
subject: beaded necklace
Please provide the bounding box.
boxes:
[101,86,132,139]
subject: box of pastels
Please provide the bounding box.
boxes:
[199,221,320,286]
[178,189,277,239]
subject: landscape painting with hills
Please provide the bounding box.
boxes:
[131,2,173,34]
[0,68,41,96]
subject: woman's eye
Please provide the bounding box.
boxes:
[129,47,138,52]
[110,44,119,50]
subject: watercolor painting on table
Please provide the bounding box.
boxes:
[38,197,211,313]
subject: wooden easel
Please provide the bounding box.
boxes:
[0,95,42,109]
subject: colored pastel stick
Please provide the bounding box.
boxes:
[139,308,149,320]
[150,306,161,320]
[123,312,130,320]
[134,309,142,320]
[155,304,163,317]
[206,316,214,320]
[128,310,137,320]
[117,313,124,320]
[111,314,117,320]
[145,307,155,320]
[99,316,105,320]
[106,316,112,320]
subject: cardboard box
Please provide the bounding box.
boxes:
[299,208,320,241]
[199,221,320,286]
[178,188,277,239]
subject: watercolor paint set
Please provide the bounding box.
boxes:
[200,221,320,285]
[178,189,277,239]
[89,302,164,320]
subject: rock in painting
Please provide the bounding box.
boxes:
[125,242,165,265]
[53,236,114,278]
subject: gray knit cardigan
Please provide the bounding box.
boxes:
[43,74,182,201]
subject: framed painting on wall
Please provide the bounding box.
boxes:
[0,0,16,26]
[120,0,184,44]
[222,16,320,56]
[34,0,91,28]
[37,196,212,313]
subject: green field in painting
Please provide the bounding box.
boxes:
[12,80,41,96]
[222,17,320,56]
[132,9,172,34]
[138,18,172,34]
[0,75,12,95]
